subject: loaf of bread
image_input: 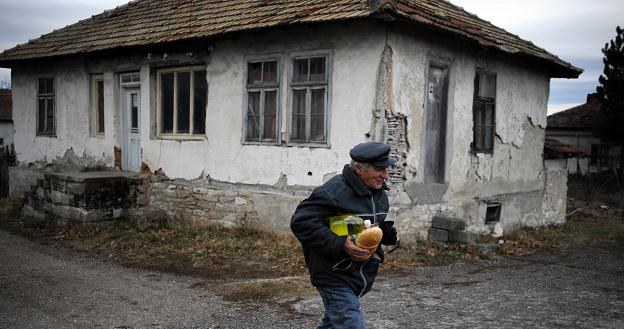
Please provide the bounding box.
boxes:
[355,227,383,251]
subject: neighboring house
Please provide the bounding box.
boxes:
[0,89,13,147]
[547,93,622,175]
[0,0,581,238]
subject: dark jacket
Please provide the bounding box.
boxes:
[290,165,397,296]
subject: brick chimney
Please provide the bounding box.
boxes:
[586,93,599,104]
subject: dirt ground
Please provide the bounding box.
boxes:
[1,225,623,328]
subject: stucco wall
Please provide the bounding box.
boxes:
[11,61,117,167]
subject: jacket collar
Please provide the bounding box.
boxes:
[342,164,389,196]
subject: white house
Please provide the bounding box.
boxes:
[547,93,622,176]
[0,0,581,238]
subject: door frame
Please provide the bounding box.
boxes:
[119,72,141,172]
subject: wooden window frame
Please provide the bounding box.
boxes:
[156,66,207,140]
[243,56,281,145]
[90,74,105,137]
[36,76,56,137]
[287,50,332,147]
[472,70,496,154]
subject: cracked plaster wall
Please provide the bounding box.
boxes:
[384,23,557,238]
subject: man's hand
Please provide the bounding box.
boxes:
[344,236,373,262]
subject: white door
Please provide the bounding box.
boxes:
[122,88,141,172]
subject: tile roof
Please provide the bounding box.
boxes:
[547,94,603,130]
[0,0,581,78]
[544,137,585,159]
[0,89,11,121]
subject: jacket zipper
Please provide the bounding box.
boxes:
[357,196,376,297]
[370,196,377,224]
[358,260,368,298]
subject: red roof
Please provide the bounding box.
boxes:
[547,94,603,130]
[544,137,585,159]
[0,0,581,78]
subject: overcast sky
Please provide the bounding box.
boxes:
[0,0,622,113]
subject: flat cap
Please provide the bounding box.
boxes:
[349,142,396,167]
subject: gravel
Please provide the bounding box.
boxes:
[1,229,623,329]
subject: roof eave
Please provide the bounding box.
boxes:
[375,1,582,79]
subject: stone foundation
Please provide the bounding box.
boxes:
[23,171,147,223]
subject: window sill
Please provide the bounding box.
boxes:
[242,140,281,146]
[286,142,330,148]
[36,134,57,138]
[157,134,206,141]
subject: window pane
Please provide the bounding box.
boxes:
[263,61,277,83]
[247,92,261,141]
[193,70,207,135]
[292,89,306,116]
[248,62,262,84]
[293,59,308,82]
[263,91,277,140]
[484,127,493,151]
[309,57,326,81]
[177,72,190,134]
[161,72,174,133]
[474,126,483,151]
[478,72,496,99]
[310,88,325,142]
[311,88,325,115]
[474,102,484,128]
[38,99,45,134]
[97,80,105,134]
[46,98,54,134]
[310,115,325,142]
[38,77,53,94]
[484,103,494,127]
[291,89,307,141]
[131,94,139,130]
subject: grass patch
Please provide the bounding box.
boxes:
[0,216,307,279]
[195,276,317,303]
[492,202,624,256]
[382,242,488,271]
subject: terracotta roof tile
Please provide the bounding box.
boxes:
[0,0,581,78]
[544,137,585,159]
[547,94,603,129]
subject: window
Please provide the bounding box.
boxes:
[37,77,55,136]
[472,70,496,153]
[485,202,501,223]
[244,59,279,143]
[157,66,207,137]
[289,51,331,145]
[91,75,105,136]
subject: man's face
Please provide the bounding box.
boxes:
[355,164,389,190]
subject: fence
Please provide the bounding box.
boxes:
[0,143,15,198]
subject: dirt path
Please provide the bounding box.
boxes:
[1,228,623,329]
